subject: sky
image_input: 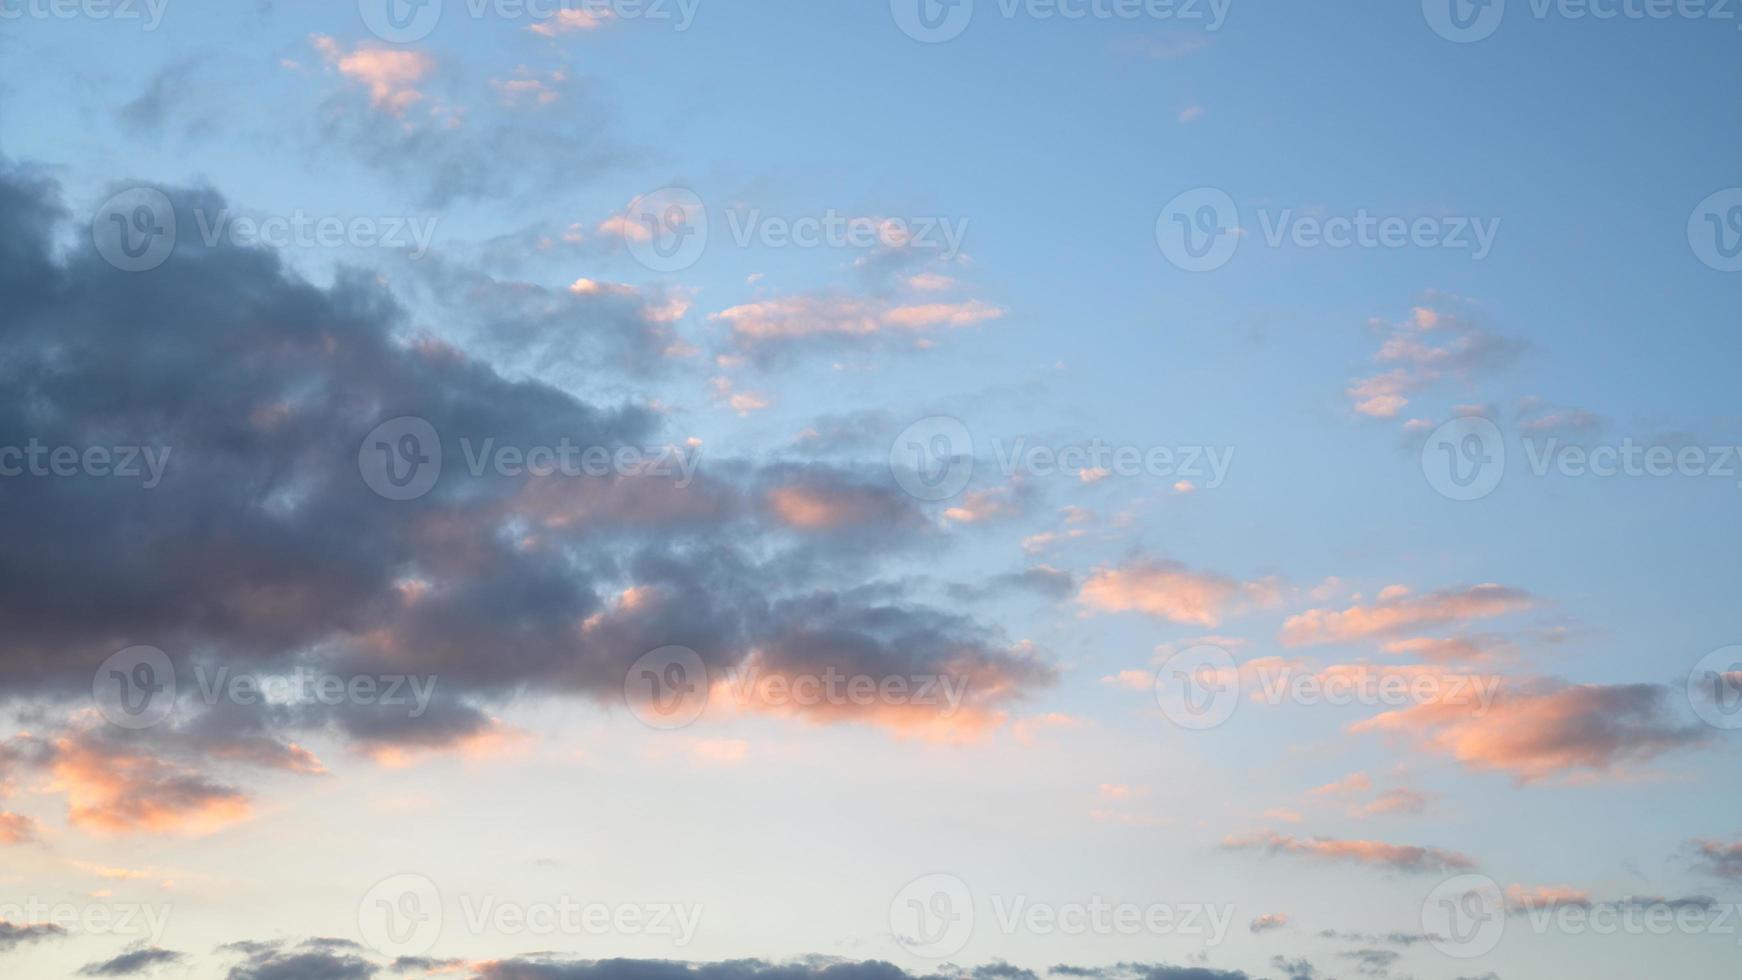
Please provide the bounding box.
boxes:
[0,1,1740,978]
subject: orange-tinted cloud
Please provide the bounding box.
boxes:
[1281,584,1534,647]
[1079,558,1271,627]
[1351,680,1706,783]
[0,812,38,845]
[47,736,251,836]
[311,35,435,116]
[1224,830,1476,874]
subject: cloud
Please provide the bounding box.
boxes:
[1351,680,1708,783]
[1690,837,1742,879]
[0,811,40,844]
[222,939,377,979]
[38,732,252,836]
[1223,830,1477,874]
[0,920,66,951]
[78,946,189,976]
[311,35,434,116]
[1357,788,1431,817]
[710,293,1003,363]
[1280,584,1534,647]
[0,163,1056,801]
[528,7,615,34]
[760,470,922,533]
[1346,306,1522,421]
[1079,559,1272,627]
[944,485,1026,525]
[1249,913,1289,934]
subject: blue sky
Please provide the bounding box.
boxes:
[0,2,1739,979]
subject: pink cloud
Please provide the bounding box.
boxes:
[1224,830,1477,874]
[1079,558,1271,627]
[311,35,435,116]
[1351,680,1706,783]
[1280,584,1534,647]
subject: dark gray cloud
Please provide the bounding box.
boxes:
[475,961,1254,980]
[1339,949,1399,976]
[78,945,189,976]
[0,162,1053,789]
[948,567,1076,603]
[1040,965,1253,980]
[224,939,378,980]
[0,919,66,951]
